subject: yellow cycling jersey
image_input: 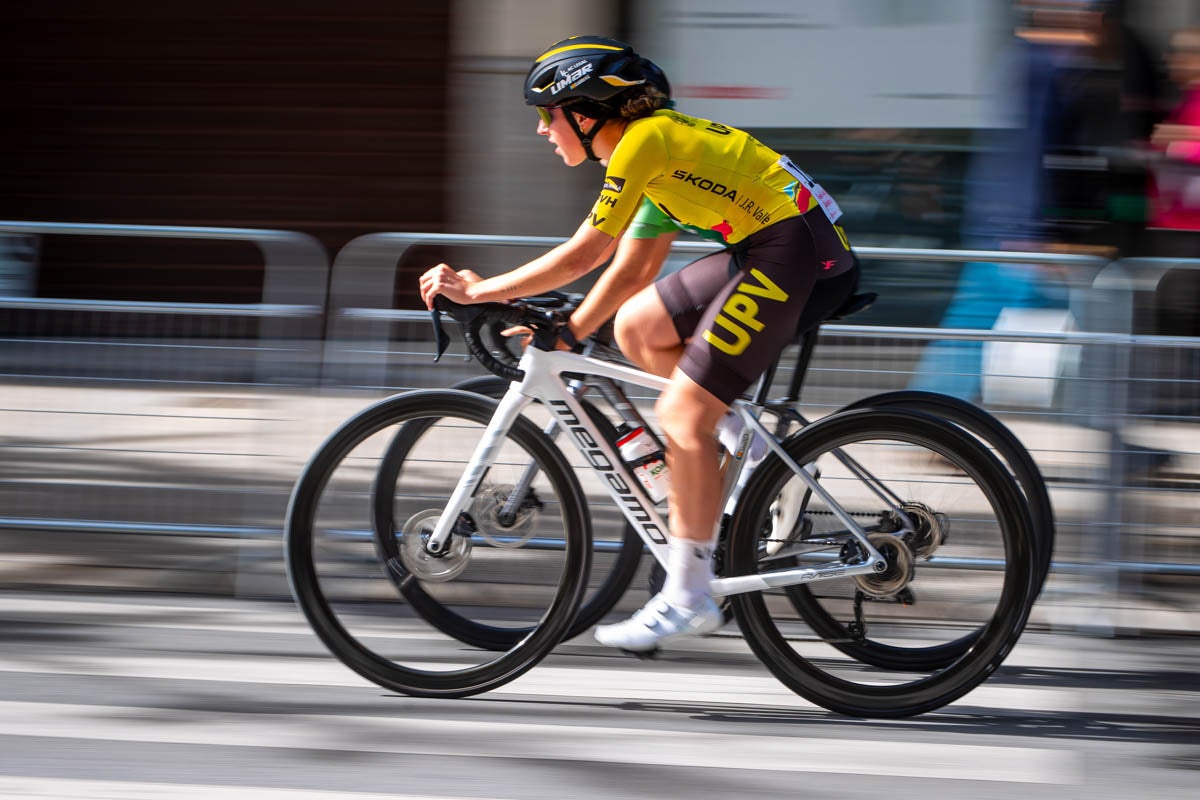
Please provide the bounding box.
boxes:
[586,109,834,245]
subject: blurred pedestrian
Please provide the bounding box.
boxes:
[1148,27,1200,240]
[1102,1,1166,257]
[909,2,1087,403]
[1148,26,1200,341]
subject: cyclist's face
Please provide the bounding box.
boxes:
[537,105,588,167]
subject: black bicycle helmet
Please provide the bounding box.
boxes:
[524,35,670,161]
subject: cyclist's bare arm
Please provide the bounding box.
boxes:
[419,222,616,308]
[568,230,678,340]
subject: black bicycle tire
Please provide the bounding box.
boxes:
[285,389,591,698]
[727,407,1034,718]
[845,390,1053,593]
[783,390,1050,671]
[371,375,642,648]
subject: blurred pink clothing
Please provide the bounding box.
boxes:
[1151,86,1200,230]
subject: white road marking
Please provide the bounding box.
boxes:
[0,649,1109,715]
[0,776,510,800]
[0,700,1079,784]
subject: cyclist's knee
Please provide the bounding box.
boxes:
[615,286,673,354]
[656,379,726,451]
[613,306,640,355]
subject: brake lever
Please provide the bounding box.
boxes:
[430,296,502,363]
[430,294,575,364]
[430,306,451,363]
[524,306,571,352]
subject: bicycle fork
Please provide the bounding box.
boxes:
[424,386,534,555]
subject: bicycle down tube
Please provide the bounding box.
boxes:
[425,345,887,594]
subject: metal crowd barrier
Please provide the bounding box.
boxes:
[0,222,329,578]
[0,224,1195,633]
[0,221,329,385]
[324,233,1112,384]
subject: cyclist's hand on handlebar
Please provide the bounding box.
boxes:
[501,325,534,349]
[419,263,482,309]
[501,324,576,352]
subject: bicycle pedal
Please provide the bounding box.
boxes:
[619,647,661,660]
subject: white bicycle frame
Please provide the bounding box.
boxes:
[423,344,887,597]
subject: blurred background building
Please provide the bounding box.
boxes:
[3,0,1197,319]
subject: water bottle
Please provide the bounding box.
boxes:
[616,426,671,504]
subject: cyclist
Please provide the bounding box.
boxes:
[418,35,859,652]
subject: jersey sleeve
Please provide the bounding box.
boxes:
[585,121,669,238]
[627,197,678,239]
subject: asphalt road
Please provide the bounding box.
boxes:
[0,589,1195,800]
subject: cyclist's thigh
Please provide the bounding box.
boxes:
[616,282,682,352]
[655,249,740,342]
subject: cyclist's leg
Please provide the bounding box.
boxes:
[597,216,833,651]
[658,222,821,616]
[592,389,727,649]
[655,372,728,601]
[612,286,683,377]
[615,247,750,576]
[598,255,737,651]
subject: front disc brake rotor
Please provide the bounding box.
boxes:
[399,509,472,582]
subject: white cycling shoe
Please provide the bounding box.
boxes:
[764,463,819,556]
[594,593,724,652]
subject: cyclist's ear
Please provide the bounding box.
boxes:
[573,112,601,134]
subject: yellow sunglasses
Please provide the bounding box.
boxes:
[535,105,558,125]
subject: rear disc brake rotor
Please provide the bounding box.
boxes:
[854,532,915,599]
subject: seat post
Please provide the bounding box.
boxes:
[784,326,821,404]
[748,357,779,406]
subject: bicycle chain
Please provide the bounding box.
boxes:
[755,508,877,545]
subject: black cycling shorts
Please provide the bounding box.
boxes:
[655,209,859,405]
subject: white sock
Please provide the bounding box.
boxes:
[715,411,742,452]
[661,535,715,611]
[716,411,768,465]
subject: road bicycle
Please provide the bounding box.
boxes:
[286,292,1038,717]
[369,292,1053,667]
